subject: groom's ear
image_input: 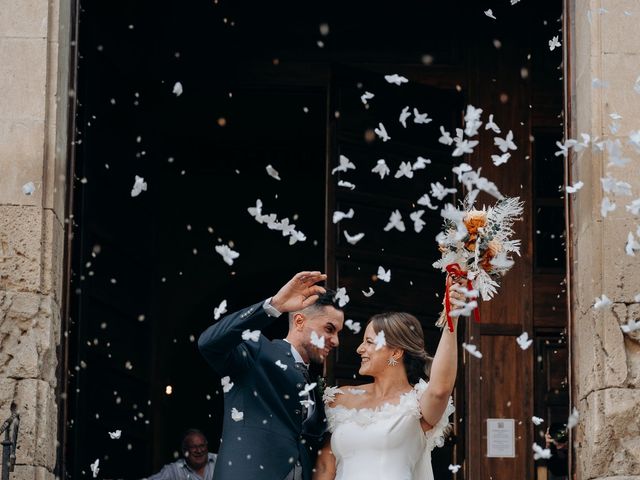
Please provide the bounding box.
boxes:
[292,312,306,330]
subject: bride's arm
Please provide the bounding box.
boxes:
[419,275,463,427]
[313,436,336,480]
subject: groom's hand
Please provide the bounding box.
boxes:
[270,271,327,313]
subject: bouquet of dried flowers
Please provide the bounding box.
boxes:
[433,195,524,331]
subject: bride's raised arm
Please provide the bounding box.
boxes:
[419,274,463,428]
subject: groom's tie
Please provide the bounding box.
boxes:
[296,362,315,419]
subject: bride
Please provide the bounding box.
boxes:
[313,276,464,480]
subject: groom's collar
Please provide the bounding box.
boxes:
[282,339,309,368]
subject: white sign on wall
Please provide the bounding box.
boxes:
[486,418,516,458]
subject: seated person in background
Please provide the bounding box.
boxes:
[146,429,217,480]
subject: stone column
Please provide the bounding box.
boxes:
[570,1,640,479]
[0,0,71,479]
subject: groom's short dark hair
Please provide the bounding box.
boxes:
[288,288,341,323]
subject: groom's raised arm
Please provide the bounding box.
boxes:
[198,271,327,375]
[197,300,279,374]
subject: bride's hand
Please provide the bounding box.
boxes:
[270,271,327,313]
[446,274,468,305]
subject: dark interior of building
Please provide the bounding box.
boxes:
[63,1,566,479]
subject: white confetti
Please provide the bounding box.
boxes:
[484,9,496,19]
[361,287,375,298]
[361,91,374,105]
[531,416,544,426]
[22,181,36,196]
[600,197,616,217]
[338,180,356,190]
[343,230,365,245]
[413,108,432,124]
[491,153,511,166]
[374,330,386,350]
[172,81,183,96]
[549,35,561,51]
[448,465,462,473]
[214,299,228,320]
[275,360,288,370]
[90,459,100,478]
[626,232,640,256]
[399,106,411,128]
[485,114,501,134]
[626,198,640,215]
[410,209,426,233]
[516,332,533,350]
[108,430,122,439]
[621,318,640,333]
[334,287,350,307]
[130,175,147,197]
[298,382,317,397]
[384,74,408,86]
[394,161,414,179]
[266,164,281,181]
[300,398,315,409]
[221,376,234,393]
[567,407,579,429]
[384,209,406,232]
[413,156,430,170]
[231,408,244,421]
[533,443,552,460]
[494,130,517,153]
[344,319,362,334]
[371,159,391,179]
[462,342,483,359]
[332,155,356,175]
[438,126,453,146]
[377,266,391,283]
[417,193,438,210]
[430,182,457,201]
[242,329,261,342]
[310,331,325,349]
[215,244,240,266]
[566,181,584,193]
[333,208,355,224]
[594,294,612,310]
[374,122,391,142]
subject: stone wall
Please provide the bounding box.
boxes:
[0,0,71,479]
[570,1,640,478]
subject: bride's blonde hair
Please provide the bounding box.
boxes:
[369,312,433,384]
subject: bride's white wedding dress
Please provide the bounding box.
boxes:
[323,380,454,480]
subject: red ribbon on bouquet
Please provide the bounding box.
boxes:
[444,263,480,332]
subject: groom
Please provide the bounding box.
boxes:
[198,271,344,480]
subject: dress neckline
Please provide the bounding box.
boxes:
[327,387,417,415]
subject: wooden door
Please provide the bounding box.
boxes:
[324,64,464,477]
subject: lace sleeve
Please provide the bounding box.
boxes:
[414,379,455,451]
[425,397,455,451]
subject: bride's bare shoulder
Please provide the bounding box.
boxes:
[325,383,372,408]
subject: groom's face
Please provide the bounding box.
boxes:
[300,306,344,364]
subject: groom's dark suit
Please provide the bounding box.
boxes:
[198,301,327,480]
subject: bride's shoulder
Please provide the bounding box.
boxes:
[323,383,372,407]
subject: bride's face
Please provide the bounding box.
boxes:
[356,322,391,377]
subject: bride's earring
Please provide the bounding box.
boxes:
[387,357,398,367]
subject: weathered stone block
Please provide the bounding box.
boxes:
[0,119,45,206]
[6,379,58,469]
[579,388,640,478]
[0,206,43,293]
[0,38,47,121]
[0,0,49,38]
[0,291,59,384]
[10,465,54,480]
[601,0,640,54]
